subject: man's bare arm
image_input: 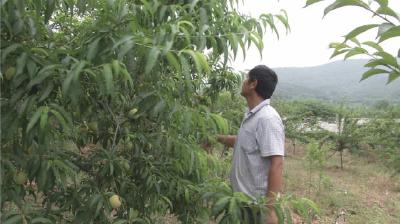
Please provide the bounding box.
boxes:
[216,135,237,148]
[266,155,284,224]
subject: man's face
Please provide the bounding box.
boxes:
[240,74,256,97]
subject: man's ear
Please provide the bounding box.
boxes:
[249,79,257,89]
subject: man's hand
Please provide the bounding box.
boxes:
[216,135,237,148]
[266,155,283,224]
[201,139,213,154]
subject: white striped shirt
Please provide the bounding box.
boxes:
[230,98,285,199]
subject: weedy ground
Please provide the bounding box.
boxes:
[284,140,400,224]
[163,140,400,223]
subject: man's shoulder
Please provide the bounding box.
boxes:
[257,105,282,121]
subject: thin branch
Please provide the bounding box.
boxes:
[365,7,396,26]
[111,122,120,151]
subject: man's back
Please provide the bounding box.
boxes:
[230,100,285,199]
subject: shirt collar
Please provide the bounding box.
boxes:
[244,98,270,119]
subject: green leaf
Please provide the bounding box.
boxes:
[227,33,239,60]
[112,60,120,75]
[228,198,239,220]
[165,52,181,73]
[195,51,210,73]
[31,217,53,224]
[376,6,399,20]
[329,42,349,50]
[27,60,38,76]
[345,24,379,41]
[210,113,229,134]
[182,49,202,73]
[274,205,285,224]
[260,14,279,39]
[362,41,384,52]
[179,54,190,76]
[89,194,102,209]
[364,59,386,67]
[344,47,368,59]
[377,23,394,35]
[40,106,49,130]
[27,64,62,89]
[31,47,49,57]
[275,10,290,33]
[103,63,113,94]
[120,66,134,88]
[27,106,45,133]
[152,99,166,116]
[87,37,101,61]
[236,28,247,59]
[160,196,173,210]
[304,0,324,7]
[145,47,160,74]
[284,207,294,224]
[16,52,27,76]
[378,25,400,43]
[45,0,56,24]
[324,0,368,17]
[94,197,104,218]
[113,220,128,224]
[3,214,22,224]
[189,0,200,12]
[49,103,72,125]
[199,7,208,30]
[184,188,190,203]
[163,40,174,54]
[375,0,388,7]
[361,68,389,81]
[330,49,349,58]
[387,71,400,84]
[115,36,135,59]
[62,61,86,95]
[348,37,361,46]
[1,43,21,62]
[248,32,263,58]
[374,51,398,67]
[177,20,196,30]
[299,197,320,213]
[113,36,134,50]
[50,109,70,133]
[223,38,229,65]
[212,196,230,216]
[38,80,54,101]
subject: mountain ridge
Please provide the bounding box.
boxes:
[273,59,400,105]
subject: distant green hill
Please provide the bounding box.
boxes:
[273,59,400,105]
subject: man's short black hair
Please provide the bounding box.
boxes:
[248,65,278,99]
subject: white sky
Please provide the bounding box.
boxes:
[231,0,400,70]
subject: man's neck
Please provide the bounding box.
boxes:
[246,94,265,110]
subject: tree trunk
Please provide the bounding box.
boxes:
[340,150,343,170]
[292,139,296,155]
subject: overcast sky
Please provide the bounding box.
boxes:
[231,0,400,70]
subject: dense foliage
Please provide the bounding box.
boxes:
[1,0,292,223]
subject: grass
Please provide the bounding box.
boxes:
[284,140,400,223]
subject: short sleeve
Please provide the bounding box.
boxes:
[256,116,285,157]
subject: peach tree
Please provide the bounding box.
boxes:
[1,0,293,223]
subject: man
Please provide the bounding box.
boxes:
[217,65,285,224]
